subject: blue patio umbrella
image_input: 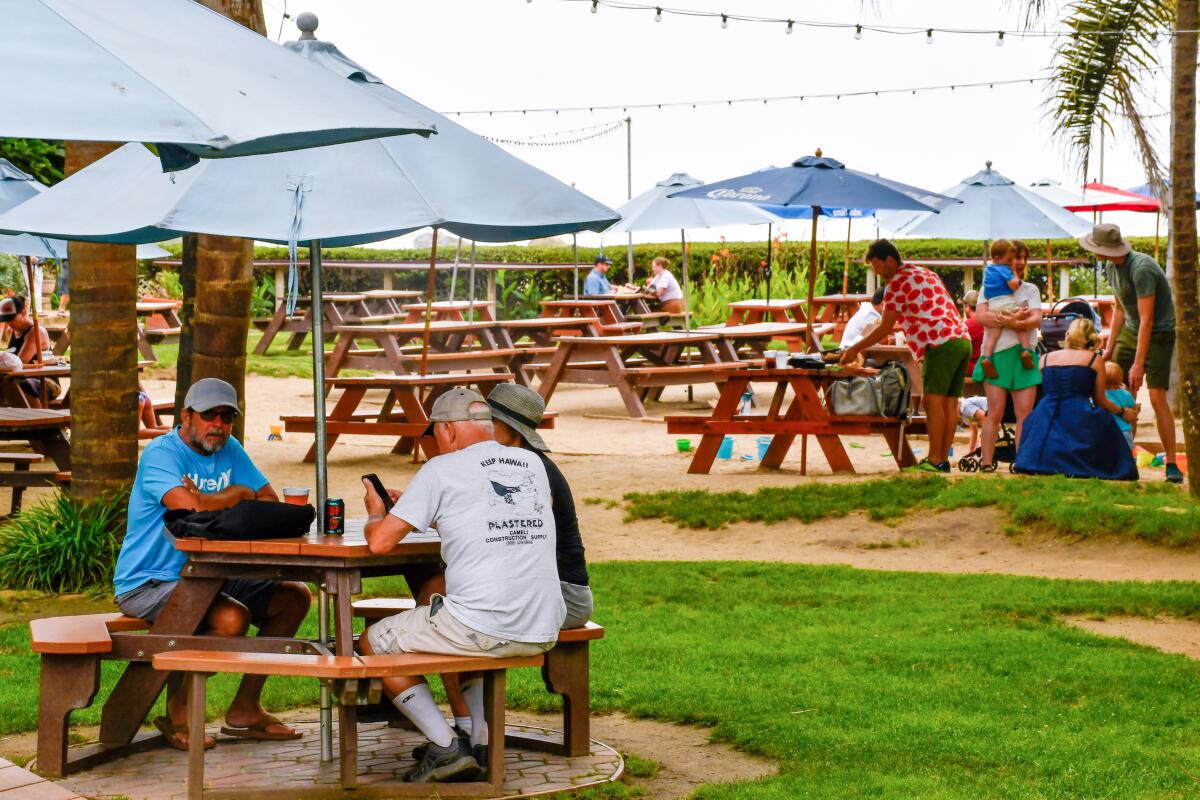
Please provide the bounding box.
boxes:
[671,152,956,348]
[606,173,773,327]
[1125,182,1200,208]
[4,1,436,170]
[0,15,619,539]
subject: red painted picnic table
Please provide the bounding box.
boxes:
[809,293,872,336]
[323,319,515,378]
[401,300,495,323]
[665,365,924,475]
[724,300,833,349]
[540,299,642,335]
[253,292,398,355]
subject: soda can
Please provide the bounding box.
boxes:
[324,498,345,536]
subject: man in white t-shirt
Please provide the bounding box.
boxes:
[840,288,885,348]
[361,387,563,784]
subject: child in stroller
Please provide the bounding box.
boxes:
[957,393,1020,472]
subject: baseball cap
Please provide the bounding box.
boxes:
[486,383,549,452]
[422,387,491,436]
[183,378,242,415]
[0,297,22,322]
[594,253,611,265]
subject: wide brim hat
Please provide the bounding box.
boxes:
[1078,223,1132,259]
[485,383,549,452]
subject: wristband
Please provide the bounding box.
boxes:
[367,514,385,523]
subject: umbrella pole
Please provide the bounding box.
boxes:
[308,239,333,762]
[1155,211,1161,262]
[1045,239,1054,303]
[573,235,579,298]
[765,223,772,305]
[419,228,439,380]
[682,229,694,402]
[843,220,852,295]
[22,257,42,367]
[450,237,462,301]
[807,210,819,353]
[468,241,477,317]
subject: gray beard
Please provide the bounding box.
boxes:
[187,428,226,454]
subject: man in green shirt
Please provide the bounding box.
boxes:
[1079,223,1181,483]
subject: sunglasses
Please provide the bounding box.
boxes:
[194,408,236,424]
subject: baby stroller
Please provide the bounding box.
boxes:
[1040,297,1103,352]
[957,393,1021,473]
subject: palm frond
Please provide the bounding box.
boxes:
[1046,0,1172,178]
[1114,74,1166,198]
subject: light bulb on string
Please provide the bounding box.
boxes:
[654,6,661,21]
[786,20,794,34]
[591,0,597,13]
[854,24,862,40]
[926,28,933,44]
[996,31,1005,46]
[721,14,728,29]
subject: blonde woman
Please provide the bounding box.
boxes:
[645,256,685,313]
[1013,318,1138,480]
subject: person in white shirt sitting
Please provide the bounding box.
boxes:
[645,256,685,313]
[840,288,885,349]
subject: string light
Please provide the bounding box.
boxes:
[483,119,627,147]
[854,24,862,40]
[445,74,1047,116]
[542,1,1190,41]
[654,6,661,21]
[996,30,1005,47]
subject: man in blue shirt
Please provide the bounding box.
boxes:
[583,254,613,295]
[114,378,312,750]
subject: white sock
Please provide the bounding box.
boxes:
[460,679,487,746]
[392,684,454,748]
[454,715,473,735]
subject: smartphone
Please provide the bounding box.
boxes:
[361,473,394,513]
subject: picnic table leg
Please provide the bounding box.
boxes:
[483,670,506,790]
[136,326,157,362]
[303,386,365,464]
[188,672,207,800]
[252,305,288,355]
[689,376,748,474]
[99,577,223,745]
[760,379,804,469]
[323,331,357,380]
[396,388,434,459]
[286,307,314,351]
[37,654,102,777]
[883,425,918,468]
[537,342,573,404]
[52,328,70,357]
[786,378,855,473]
[604,348,646,418]
[332,571,360,788]
[30,431,70,471]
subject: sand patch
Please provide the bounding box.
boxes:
[1063,615,1200,660]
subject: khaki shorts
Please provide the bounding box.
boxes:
[366,595,553,659]
[1114,326,1175,390]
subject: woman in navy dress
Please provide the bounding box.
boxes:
[1015,318,1139,480]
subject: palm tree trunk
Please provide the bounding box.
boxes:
[1171,5,1200,496]
[64,142,138,501]
[176,0,266,440]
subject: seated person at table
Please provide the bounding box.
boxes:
[361,388,564,784]
[840,288,885,349]
[1105,361,1139,452]
[0,296,58,400]
[645,256,685,313]
[114,378,312,750]
[979,240,1036,379]
[583,253,614,295]
[138,390,170,440]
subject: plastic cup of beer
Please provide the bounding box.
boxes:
[282,487,310,506]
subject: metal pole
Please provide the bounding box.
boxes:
[626,116,634,283]
[807,210,819,352]
[843,219,852,296]
[450,237,462,300]
[765,222,772,304]
[309,239,333,763]
[683,228,693,402]
[468,241,477,316]
[572,235,579,297]
[419,229,440,378]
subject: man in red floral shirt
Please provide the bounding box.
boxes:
[841,239,971,472]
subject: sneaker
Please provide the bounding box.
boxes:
[411,726,469,763]
[405,736,480,783]
[903,458,943,474]
[980,358,999,380]
[1019,349,1034,370]
[935,460,951,473]
[473,743,489,771]
[1166,463,1185,484]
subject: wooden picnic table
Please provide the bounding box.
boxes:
[537,330,738,418]
[88,520,443,786]
[361,289,422,318]
[401,300,496,323]
[0,407,70,469]
[698,322,812,361]
[665,365,925,475]
[253,293,399,355]
[540,298,642,335]
[725,300,833,349]
[809,294,871,337]
[282,372,557,463]
[50,302,181,361]
[0,363,69,409]
[324,320,525,383]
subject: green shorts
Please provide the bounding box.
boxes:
[922,337,972,397]
[970,344,1042,391]
[1114,326,1175,390]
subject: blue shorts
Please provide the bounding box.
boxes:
[116,578,278,628]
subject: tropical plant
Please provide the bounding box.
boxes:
[0,490,128,593]
[0,138,64,185]
[494,268,545,319]
[1025,0,1198,495]
[155,269,183,300]
[251,273,275,317]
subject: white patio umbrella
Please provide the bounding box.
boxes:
[605,173,774,330]
[3,1,436,170]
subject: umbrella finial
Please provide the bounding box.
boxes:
[296,12,319,39]
[814,147,823,157]
[985,160,993,170]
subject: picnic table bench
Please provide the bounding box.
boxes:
[31,524,605,796]
[253,293,402,355]
[323,320,524,382]
[281,372,555,462]
[809,293,871,337]
[540,299,644,336]
[0,407,70,470]
[537,330,740,418]
[360,289,422,318]
[401,300,496,323]
[665,365,926,474]
[49,302,181,361]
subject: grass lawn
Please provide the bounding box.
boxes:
[150,330,369,379]
[616,474,1200,546]
[4,563,1200,797]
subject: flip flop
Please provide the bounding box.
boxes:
[153,715,215,751]
[220,716,303,741]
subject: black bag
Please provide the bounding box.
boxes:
[164,499,315,541]
[1040,298,1102,352]
[877,361,912,420]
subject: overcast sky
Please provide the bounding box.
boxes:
[260,0,1175,245]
